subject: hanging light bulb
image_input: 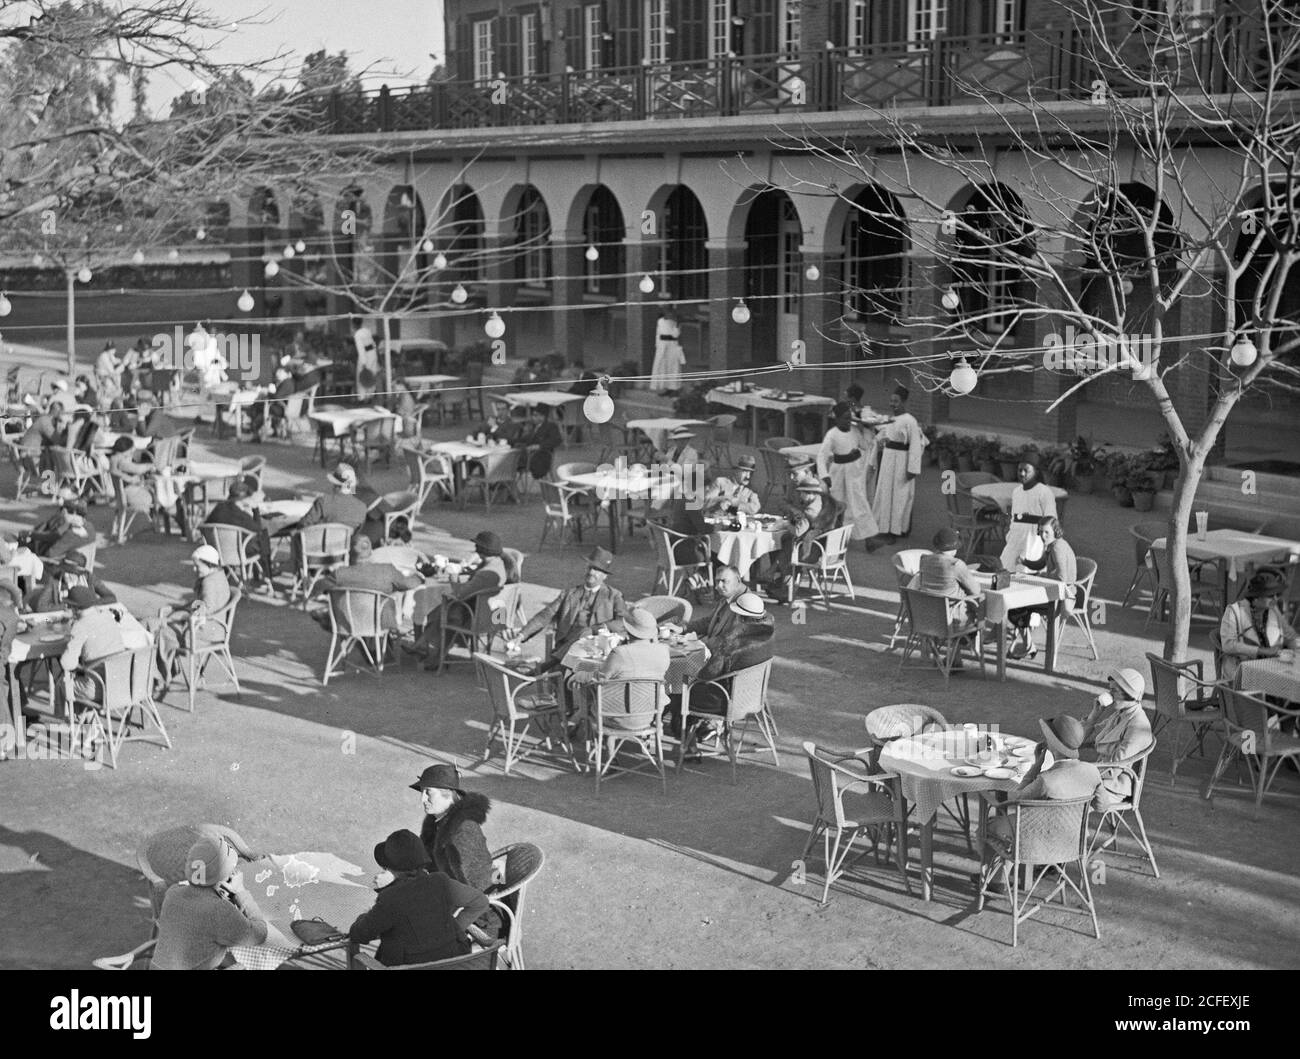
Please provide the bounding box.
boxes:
[283,244,296,259]
[451,283,468,304]
[77,267,93,283]
[805,264,820,282]
[585,244,600,262]
[1230,335,1258,367]
[732,299,751,324]
[583,379,615,424]
[167,249,180,261]
[484,311,506,339]
[638,273,655,294]
[1120,276,1134,295]
[295,239,307,254]
[196,226,207,241]
[941,286,961,311]
[949,357,978,395]
[236,289,254,312]
[432,252,448,270]
[131,250,145,265]
[264,259,280,278]
[0,293,11,317]
[420,239,434,253]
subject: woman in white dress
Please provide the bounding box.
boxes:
[998,459,1058,571]
[817,402,880,550]
[650,308,685,394]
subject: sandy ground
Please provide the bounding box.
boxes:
[2,413,1298,970]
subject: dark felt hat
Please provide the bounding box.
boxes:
[373,829,431,872]
[474,530,503,556]
[586,546,614,573]
[409,763,463,793]
[1245,567,1287,600]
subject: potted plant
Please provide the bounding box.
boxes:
[1152,432,1179,489]
[977,436,1001,476]
[998,446,1021,481]
[932,433,956,472]
[1042,447,1066,488]
[1062,437,1100,493]
[1104,452,1133,505]
[956,435,976,473]
[1128,458,1158,511]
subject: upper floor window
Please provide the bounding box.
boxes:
[848,0,869,49]
[584,4,603,72]
[645,0,670,65]
[473,19,495,85]
[908,0,948,49]
[710,0,732,59]
[992,0,1023,41]
[521,12,539,79]
[781,0,801,58]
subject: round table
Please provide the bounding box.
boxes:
[874,728,1039,900]
[1238,655,1300,703]
[561,634,707,692]
[709,518,790,580]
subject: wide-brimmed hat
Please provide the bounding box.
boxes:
[787,453,816,470]
[186,835,238,887]
[795,479,826,495]
[409,763,463,793]
[473,530,503,556]
[932,528,961,552]
[373,829,431,872]
[624,607,658,640]
[1244,568,1287,600]
[1106,666,1145,702]
[190,544,221,567]
[732,454,757,473]
[668,428,695,441]
[1038,715,1086,759]
[586,546,613,573]
[327,462,358,488]
[730,591,767,618]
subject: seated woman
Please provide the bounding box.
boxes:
[108,435,156,534]
[348,829,489,967]
[1219,566,1298,683]
[1006,515,1076,660]
[411,764,500,934]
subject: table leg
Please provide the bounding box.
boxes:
[995,619,1008,680]
[6,664,25,759]
[784,408,793,441]
[1045,600,1060,674]
[750,407,759,448]
[920,815,935,901]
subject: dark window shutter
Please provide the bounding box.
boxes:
[565,7,583,68]
[829,0,846,46]
[677,0,708,60]
[454,18,472,80]
[875,0,907,42]
[745,0,776,56]
[601,1,615,66]
[612,0,640,67]
[499,14,520,76]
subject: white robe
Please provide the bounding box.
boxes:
[353,326,379,398]
[872,412,926,536]
[998,482,1057,571]
[817,424,878,540]
[650,317,685,392]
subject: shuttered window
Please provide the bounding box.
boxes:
[710,0,732,58]
[521,12,538,77]
[473,19,495,84]
[908,0,947,47]
[498,15,520,78]
[678,0,708,61]
[644,0,669,64]
[584,4,603,70]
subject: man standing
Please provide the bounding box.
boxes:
[872,383,926,543]
[352,318,379,400]
[514,547,627,669]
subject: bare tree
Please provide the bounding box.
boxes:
[772,0,1300,662]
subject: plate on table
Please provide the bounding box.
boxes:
[39,632,65,643]
[1009,743,1036,758]
[982,766,1016,780]
[950,765,982,778]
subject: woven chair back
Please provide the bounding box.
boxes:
[475,654,527,722]
[595,679,664,734]
[905,588,961,638]
[865,703,947,744]
[724,658,771,724]
[482,447,520,483]
[1011,797,1090,866]
[200,524,256,569]
[1130,521,1164,566]
[555,461,598,481]
[1220,687,1275,752]
[758,447,789,489]
[817,525,852,568]
[298,522,353,560]
[1146,654,1195,722]
[634,595,691,623]
[329,588,385,638]
[803,742,851,828]
[90,646,154,710]
[892,549,927,585]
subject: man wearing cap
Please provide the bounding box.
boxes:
[150,834,269,969]
[514,547,627,669]
[818,402,879,548]
[58,586,148,703]
[25,550,116,613]
[134,389,177,441]
[347,829,489,967]
[685,565,747,642]
[1219,566,1298,683]
[909,528,981,620]
[703,455,761,518]
[409,531,508,663]
[313,537,422,633]
[281,462,369,537]
[764,478,842,599]
[872,384,927,544]
[151,545,233,691]
[203,478,272,570]
[675,591,775,738]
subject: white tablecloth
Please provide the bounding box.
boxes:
[309,407,401,437]
[877,730,1035,823]
[561,635,707,693]
[404,374,460,390]
[975,572,1068,624]
[565,470,680,502]
[710,521,789,579]
[626,418,708,450]
[1238,656,1300,703]
[1152,529,1300,582]
[705,389,834,415]
[427,440,498,461]
[501,391,583,409]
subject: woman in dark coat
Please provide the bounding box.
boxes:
[410,764,500,934]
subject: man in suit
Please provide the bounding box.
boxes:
[586,606,671,707]
[25,500,95,560]
[673,591,775,739]
[25,550,115,613]
[314,536,422,633]
[411,531,510,666]
[519,405,562,481]
[703,454,761,518]
[134,389,177,441]
[203,479,271,577]
[279,462,369,537]
[514,547,627,670]
[684,565,746,642]
[763,481,842,601]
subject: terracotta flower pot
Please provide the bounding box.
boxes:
[1112,485,1134,507]
[1072,474,1094,494]
[957,454,975,472]
[1132,489,1156,511]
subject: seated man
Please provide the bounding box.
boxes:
[655,428,701,470]
[575,607,671,716]
[313,536,422,633]
[279,462,369,537]
[673,591,775,739]
[0,581,21,707]
[518,405,562,481]
[702,454,761,519]
[18,407,68,463]
[23,500,95,561]
[763,479,842,600]
[151,544,234,695]
[0,532,44,591]
[348,829,489,968]
[1041,666,1153,807]
[203,479,271,575]
[25,551,116,613]
[150,834,269,970]
[134,389,177,441]
[1219,566,1297,683]
[513,547,627,670]
[410,531,508,666]
[909,527,981,621]
[248,368,296,439]
[59,586,148,703]
[684,565,746,642]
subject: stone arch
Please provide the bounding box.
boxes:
[566,184,626,299]
[642,184,709,304]
[500,184,552,288]
[379,185,429,287]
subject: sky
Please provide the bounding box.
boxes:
[145,0,446,114]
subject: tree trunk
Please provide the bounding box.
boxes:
[1163,450,1208,663]
[381,314,393,402]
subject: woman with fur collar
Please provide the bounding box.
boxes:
[410,763,500,933]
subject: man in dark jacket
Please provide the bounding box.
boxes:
[134,389,177,440]
[25,551,115,613]
[684,565,746,642]
[279,462,369,537]
[514,547,627,669]
[687,591,775,718]
[348,829,487,968]
[25,501,95,560]
[518,405,562,480]
[313,536,421,632]
[203,479,271,573]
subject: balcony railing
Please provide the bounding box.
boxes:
[318,19,1279,136]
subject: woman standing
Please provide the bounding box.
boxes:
[411,764,500,933]
[650,306,685,394]
[817,402,879,550]
[998,459,1057,571]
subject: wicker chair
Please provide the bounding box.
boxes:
[289,523,352,602]
[633,595,693,624]
[50,445,104,500]
[349,415,397,471]
[199,524,263,587]
[436,588,500,672]
[946,479,1003,559]
[705,414,736,465]
[537,480,589,550]
[647,520,710,597]
[798,741,911,903]
[765,436,799,452]
[1203,687,1300,816]
[69,645,171,770]
[897,588,986,684]
[402,445,454,509]
[1062,556,1099,660]
[459,447,521,512]
[473,653,574,775]
[789,524,854,608]
[1145,652,1224,781]
[380,491,421,538]
[348,941,504,970]
[171,590,242,711]
[591,678,669,794]
[758,446,791,506]
[1121,520,1164,607]
[486,843,545,970]
[677,658,777,782]
[1088,743,1159,877]
[1145,543,1224,626]
[862,704,949,764]
[110,474,151,544]
[887,549,927,650]
[974,794,1100,948]
[323,587,397,683]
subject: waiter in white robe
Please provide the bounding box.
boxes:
[998,460,1058,571]
[352,318,379,400]
[872,383,927,541]
[818,402,879,550]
